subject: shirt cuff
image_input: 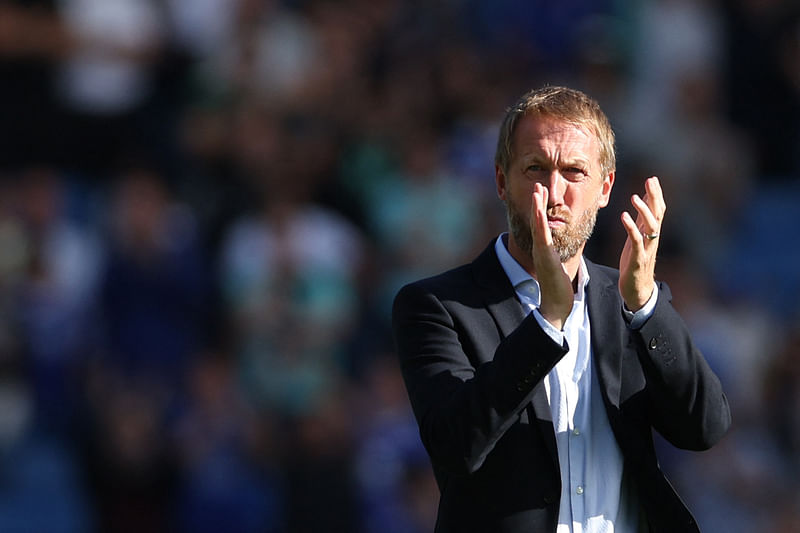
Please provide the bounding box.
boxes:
[622,284,659,329]
[532,308,565,345]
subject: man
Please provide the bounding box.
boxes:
[392,86,730,532]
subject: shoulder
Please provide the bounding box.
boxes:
[393,239,505,318]
[394,262,477,309]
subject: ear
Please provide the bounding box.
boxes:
[597,170,615,208]
[495,165,507,201]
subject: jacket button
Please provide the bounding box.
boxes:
[648,337,658,350]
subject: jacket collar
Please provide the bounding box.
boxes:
[471,238,527,339]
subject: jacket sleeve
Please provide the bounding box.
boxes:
[392,281,566,476]
[634,282,732,450]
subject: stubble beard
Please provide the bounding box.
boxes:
[505,194,599,264]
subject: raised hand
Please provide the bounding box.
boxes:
[619,176,665,311]
[531,183,574,330]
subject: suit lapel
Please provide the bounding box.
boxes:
[585,260,623,409]
[471,238,556,459]
[471,239,527,339]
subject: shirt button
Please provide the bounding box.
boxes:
[576,486,584,495]
[572,428,580,436]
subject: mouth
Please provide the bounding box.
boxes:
[547,216,567,229]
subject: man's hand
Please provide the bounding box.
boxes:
[619,176,665,311]
[531,183,573,330]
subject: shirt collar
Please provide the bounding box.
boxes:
[494,233,590,303]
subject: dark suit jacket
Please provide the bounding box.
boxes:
[392,239,731,533]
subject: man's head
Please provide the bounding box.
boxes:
[494,86,616,264]
[495,86,616,177]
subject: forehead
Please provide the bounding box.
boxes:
[512,113,600,164]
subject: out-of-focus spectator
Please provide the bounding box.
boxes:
[97,167,212,388]
[722,0,800,179]
[344,128,486,311]
[283,390,358,533]
[55,0,164,115]
[0,0,64,168]
[625,0,725,137]
[219,102,366,417]
[164,0,242,63]
[762,326,800,472]
[0,405,93,533]
[13,167,103,432]
[0,241,92,532]
[80,379,177,533]
[463,0,614,68]
[219,172,365,415]
[193,0,322,107]
[616,0,756,273]
[173,352,284,533]
[354,354,437,533]
[52,0,169,173]
[626,67,754,270]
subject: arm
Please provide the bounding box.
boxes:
[392,282,566,476]
[620,177,730,448]
[634,282,731,450]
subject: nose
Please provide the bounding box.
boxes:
[545,171,566,206]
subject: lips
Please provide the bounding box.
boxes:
[546,209,570,231]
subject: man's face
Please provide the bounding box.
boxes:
[496,114,614,263]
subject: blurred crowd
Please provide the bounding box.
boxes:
[0,0,798,531]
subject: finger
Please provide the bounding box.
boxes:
[621,210,644,250]
[643,176,666,219]
[539,184,551,245]
[532,183,552,246]
[631,194,659,234]
[530,187,540,239]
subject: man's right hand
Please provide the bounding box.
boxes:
[530,183,573,330]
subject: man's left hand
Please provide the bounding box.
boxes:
[619,176,665,311]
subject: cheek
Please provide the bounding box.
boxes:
[562,186,580,209]
[566,184,604,212]
[510,185,534,213]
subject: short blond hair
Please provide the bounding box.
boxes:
[494,86,616,177]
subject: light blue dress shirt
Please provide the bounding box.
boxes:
[494,235,656,532]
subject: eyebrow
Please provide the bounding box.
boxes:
[560,159,590,169]
[521,154,591,169]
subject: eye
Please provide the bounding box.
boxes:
[527,164,544,172]
[563,167,588,180]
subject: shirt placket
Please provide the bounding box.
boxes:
[564,301,586,533]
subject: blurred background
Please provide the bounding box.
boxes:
[0,0,798,531]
